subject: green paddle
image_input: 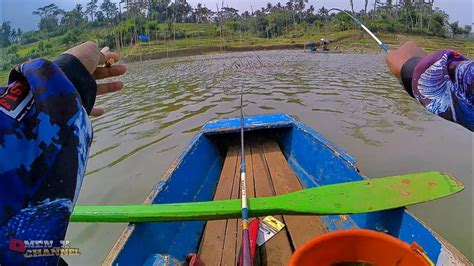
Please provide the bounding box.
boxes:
[71,171,463,223]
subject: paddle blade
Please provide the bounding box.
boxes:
[71,171,463,223]
[275,171,464,215]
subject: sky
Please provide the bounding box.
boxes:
[1,0,472,32]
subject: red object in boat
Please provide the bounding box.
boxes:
[288,229,433,266]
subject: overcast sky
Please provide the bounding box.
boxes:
[1,0,472,32]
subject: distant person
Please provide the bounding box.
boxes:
[321,38,330,51]
[0,42,126,265]
[386,41,473,131]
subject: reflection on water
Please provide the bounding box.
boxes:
[66,51,473,265]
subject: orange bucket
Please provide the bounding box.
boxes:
[288,229,433,266]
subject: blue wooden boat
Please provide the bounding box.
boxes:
[103,114,468,265]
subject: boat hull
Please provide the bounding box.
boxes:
[104,114,468,265]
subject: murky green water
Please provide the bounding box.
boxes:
[65,50,473,264]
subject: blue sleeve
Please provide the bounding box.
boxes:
[412,50,474,131]
[0,58,93,265]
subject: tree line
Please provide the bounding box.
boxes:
[0,0,472,70]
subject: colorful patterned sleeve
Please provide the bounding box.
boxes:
[411,50,474,131]
[0,58,94,265]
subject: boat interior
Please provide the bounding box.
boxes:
[104,115,468,265]
[199,133,328,265]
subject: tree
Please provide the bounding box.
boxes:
[291,0,308,22]
[10,29,17,43]
[220,7,240,21]
[427,10,448,36]
[318,6,329,17]
[241,10,251,19]
[304,5,317,24]
[0,22,12,47]
[86,0,99,21]
[463,25,472,36]
[32,3,63,32]
[32,3,63,18]
[349,0,354,13]
[144,20,159,39]
[167,0,193,23]
[96,11,106,23]
[255,11,269,37]
[39,17,60,33]
[61,4,87,28]
[194,3,214,23]
[16,28,22,39]
[266,3,273,13]
[101,0,119,22]
[449,21,462,36]
[148,0,172,22]
[387,0,393,10]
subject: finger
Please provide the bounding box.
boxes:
[97,80,124,95]
[108,52,121,62]
[99,48,120,66]
[99,52,106,65]
[93,65,127,80]
[64,41,101,74]
[99,47,109,65]
[103,52,121,67]
[90,107,104,117]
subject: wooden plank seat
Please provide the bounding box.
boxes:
[198,138,328,265]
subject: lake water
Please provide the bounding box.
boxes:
[65,50,473,264]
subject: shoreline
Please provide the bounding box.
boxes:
[121,31,379,63]
[121,44,357,64]
[122,44,305,63]
[120,32,472,64]
[1,32,472,81]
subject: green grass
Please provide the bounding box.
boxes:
[122,24,473,59]
[0,71,8,83]
[1,23,473,83]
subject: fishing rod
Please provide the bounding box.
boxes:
[327,8,389,52]
[240,87,252,266]
[239,87,251,266]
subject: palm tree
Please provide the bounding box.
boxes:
[86,0,99,21]
[266,3,273,13]
[16,28,22,41]
[10,29,17,43]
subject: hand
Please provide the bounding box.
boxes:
[386,41,427,82]
[63,41,127,117]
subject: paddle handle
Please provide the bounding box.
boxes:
[71,199,245,222]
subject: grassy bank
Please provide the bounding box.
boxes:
[121,31,473,63]
[118,23,473,60]
[1,24,473,82]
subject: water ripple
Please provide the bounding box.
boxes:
[68,50,473,265]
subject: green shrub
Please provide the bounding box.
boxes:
[20,32,40,45]
[62,30,81,45]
